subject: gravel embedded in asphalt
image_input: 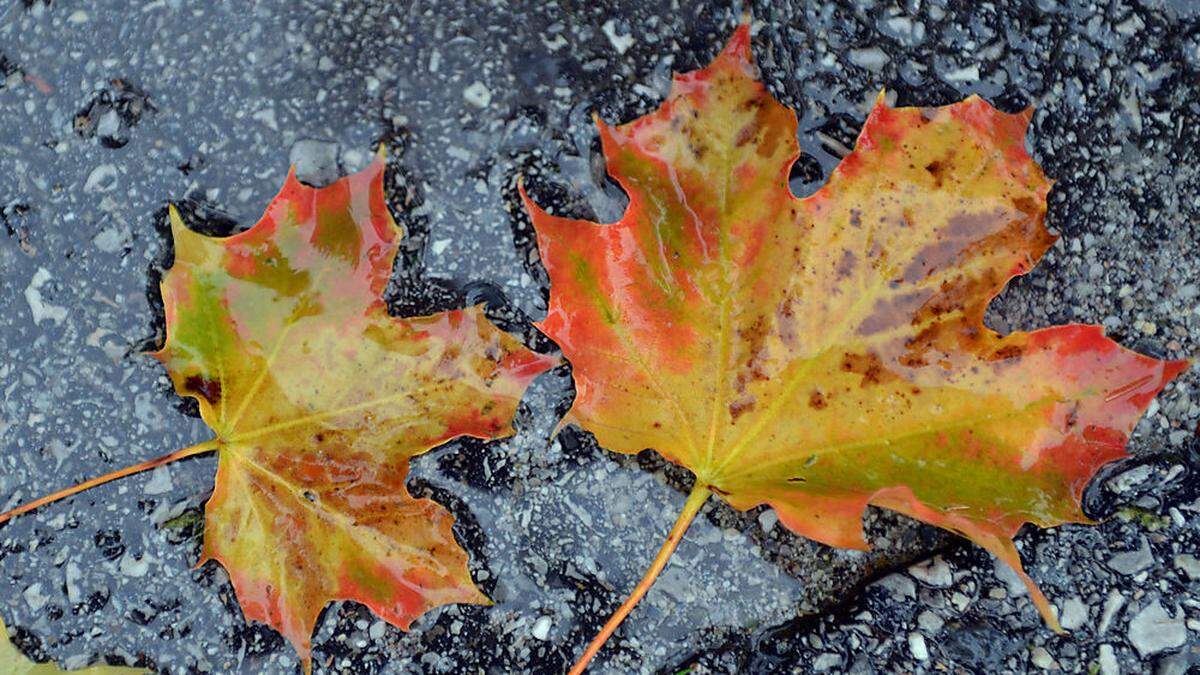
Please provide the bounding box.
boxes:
[0,0,1197,673]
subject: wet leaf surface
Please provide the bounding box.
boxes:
[525,25,1186,628]
[155,157,554,669]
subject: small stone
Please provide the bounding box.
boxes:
[993,557,1028,597]
[96,109,121,139]
[1107,537,1154,575]
[916,610,944,634]
[908,556,953,587]
[884,16,925,43]
[1156,653,1190,675]
[758,509,778,533]
[601,18,634,54]
[1098,644,1119,675]
[943,64,980,82]
[144,466,173,495]
[23,582,47,611]
[1098,591,1125,635]
[531,615,551,641]
[93,227,125,253]
[950,592,971,611]
[1172,554,1200,580]
[875,573,916,599]
[1127,601,1186,657]
[289,139,340,187]
[64,562,83,605]
[119,553,151,578]
[1107,465,1152,493]
[463,81,492,108]
[252,107,279,131]
[1031,646,1056,669]
[25,268,68,325]
[1059,596,1088,631]
[849,46,890,72]
[84,163,118,192]
[813,653,841,671]
[368,621,386,640]
[907,632,928,661]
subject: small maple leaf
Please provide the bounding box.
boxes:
[0,615,145,674]
[146,155,555,669]
[523,24,1188,670]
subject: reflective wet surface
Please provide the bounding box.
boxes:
[0,1,1197,673]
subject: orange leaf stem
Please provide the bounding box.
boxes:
[0,439,220,525]
[569,482,712,674]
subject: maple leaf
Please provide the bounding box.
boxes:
[0,615,145,674]
[155,156,555,668]
[522,24,1188,671]
[2,154,555,672]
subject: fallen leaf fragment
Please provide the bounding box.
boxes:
[523,24,1188,671]
[0,615,145,674]
[151,155,555,670]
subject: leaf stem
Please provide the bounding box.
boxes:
[0,439,220,525]
[569,482,712,675]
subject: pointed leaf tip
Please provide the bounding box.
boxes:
[719,22,753,63]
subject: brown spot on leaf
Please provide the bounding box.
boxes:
[808,390,828,410]
[1065,402,1080,429]
[1013,196,1040,214]
[740,97,764,112]
[858,290,926,336]
[776,296,798,347]
[835,249,856,280]
[840,351,897,387]
[735,123,757,147]
[901,237,961,284]
[185,375,222,405]
[990,344,1024,361]
[729,395,756,421]
[925,158,948,187]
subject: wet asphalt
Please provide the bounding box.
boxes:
[1,0,1199,673]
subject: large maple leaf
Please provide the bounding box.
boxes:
[523,25,1187,670]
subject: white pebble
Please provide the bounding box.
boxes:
[908,632,928,660]
[531,615,552,641]
[25,267,68,325]
[463,81,492,108]
[1098,644,1119,675]
[602,19,634,54]
[84,163,118,192]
